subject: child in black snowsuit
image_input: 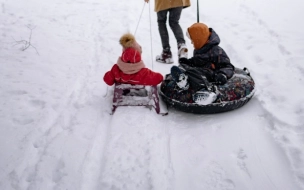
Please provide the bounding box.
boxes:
[170,22,235,104]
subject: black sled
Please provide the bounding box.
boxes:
[159,67,255,114]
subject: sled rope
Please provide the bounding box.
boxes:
[134,2,154,70]
[134,3,146,36]
[148,1,154,69]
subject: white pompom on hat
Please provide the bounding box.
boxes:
[119,33,142,54]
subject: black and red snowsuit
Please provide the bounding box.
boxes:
[179,28,235,91]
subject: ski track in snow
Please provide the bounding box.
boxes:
[235,3,304,186]
[204,2,304,187]
[98,110,170,190]
[0,0,304,190]
[1,1,111,189]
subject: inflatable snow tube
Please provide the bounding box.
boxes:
[160,67,255,114]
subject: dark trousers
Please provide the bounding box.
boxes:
[186,68,215,92]
[157,7,185,50]
[180,63,215,91]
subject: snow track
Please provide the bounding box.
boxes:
[0,0,303,189]
[97,108,173,190]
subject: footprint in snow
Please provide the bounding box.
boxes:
[29,99,46,109]
[12,117,34,125]
[236,148,251,178]
[8,90,27,95]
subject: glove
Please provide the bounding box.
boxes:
[215,73,227,85]
[179,58,190,64]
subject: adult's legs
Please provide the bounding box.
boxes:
[168,7,185,45]
[157,9,170,50]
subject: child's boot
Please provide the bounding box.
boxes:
[170,66,189,90]
[192,89,217,105]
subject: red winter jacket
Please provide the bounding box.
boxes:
[103,64,163,86]
[104,48,163,86]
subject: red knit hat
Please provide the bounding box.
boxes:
[121,48,141,63]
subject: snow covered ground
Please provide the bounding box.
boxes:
[1,0,304,189]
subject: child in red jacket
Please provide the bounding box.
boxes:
[103,33,163,86]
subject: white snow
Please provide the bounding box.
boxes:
[0,0,304,189]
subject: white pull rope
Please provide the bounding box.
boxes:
[148,1,154,70]
[134,3,146,36]
[134,2,154,70]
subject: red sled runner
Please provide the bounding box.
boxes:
[112,83,167,115]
